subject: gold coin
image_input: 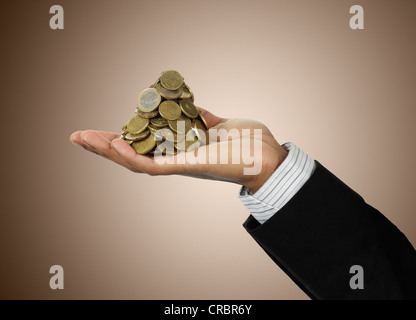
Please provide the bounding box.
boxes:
[175,132,186,143]
[154,127,175,142]
[154,128,185,143]
[159,101,181,120]
[148,123,160,133]
[175,136,200,152]
[156,140,176,155]
[149,77,160,88]
[198,112,209,129]
[194,119,209,145]
[179,100,199,119]
[121,128,129,137]
[131,134,156,154]
[151,128,164,141]
[167,132,186,143]
[135,108,159,119]
[127,115,149,134]
[180,91,191,99]
[160,70,184,90]
[168,115,192,134]
[156,82,183,99]
[137,88,161,113]
[150,116,168,128]
[164,128,185,143]
[120,70,201,157]
[181,83,194,102]
[124,130,150,141]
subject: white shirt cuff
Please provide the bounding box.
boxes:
[238,142,316,224]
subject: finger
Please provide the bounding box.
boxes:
[70,131,83,146]
[71,131,109,156]
[80,131,109,158]
[95,131,121,142]
[70,130,120,146]
[80,130,143,172]
[70,131,100,154]
[81,142,100,155]
[71,130,120,143]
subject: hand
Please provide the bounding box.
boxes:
[70,107,288,193]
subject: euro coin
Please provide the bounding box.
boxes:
[168,115,192,134]
[135,108,159,119]
[156,140,176,155]
[150,117,168,128]
[181,83,194,102]
[175,136,200,152]
[148,123,160,133]
[137,88,161,113]
[127,115,149,134]
[151,130,164,141]
[125,130,150,141]
[194,119,209,145]
[159,101,181,121]
[156,127,175,142]
[156,82,183,99]
[149,77,160,88]
[131,134,156,154]
[175,132,186,143]
[198,112,209,130]
[120,70,207,155]
[179,100,199,119]
[160,70,184,90]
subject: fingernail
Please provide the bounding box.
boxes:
[70,131,81,146]
[70,139,80,146]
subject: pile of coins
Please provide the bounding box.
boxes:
[119,70,209,156]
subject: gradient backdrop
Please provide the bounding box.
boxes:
[1,0,415,299]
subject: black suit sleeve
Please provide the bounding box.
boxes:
[243,161,416,299]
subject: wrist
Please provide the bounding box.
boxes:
[243,147,288,194]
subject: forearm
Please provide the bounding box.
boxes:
[240,149,416,299]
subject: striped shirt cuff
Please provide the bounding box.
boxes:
[238,142,316,224]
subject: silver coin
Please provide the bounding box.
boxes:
[137,88,161,113]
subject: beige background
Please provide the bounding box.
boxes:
[1,0,415,299]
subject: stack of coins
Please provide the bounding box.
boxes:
[119,70,209,156]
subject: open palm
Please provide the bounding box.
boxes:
[70,107,287,192]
